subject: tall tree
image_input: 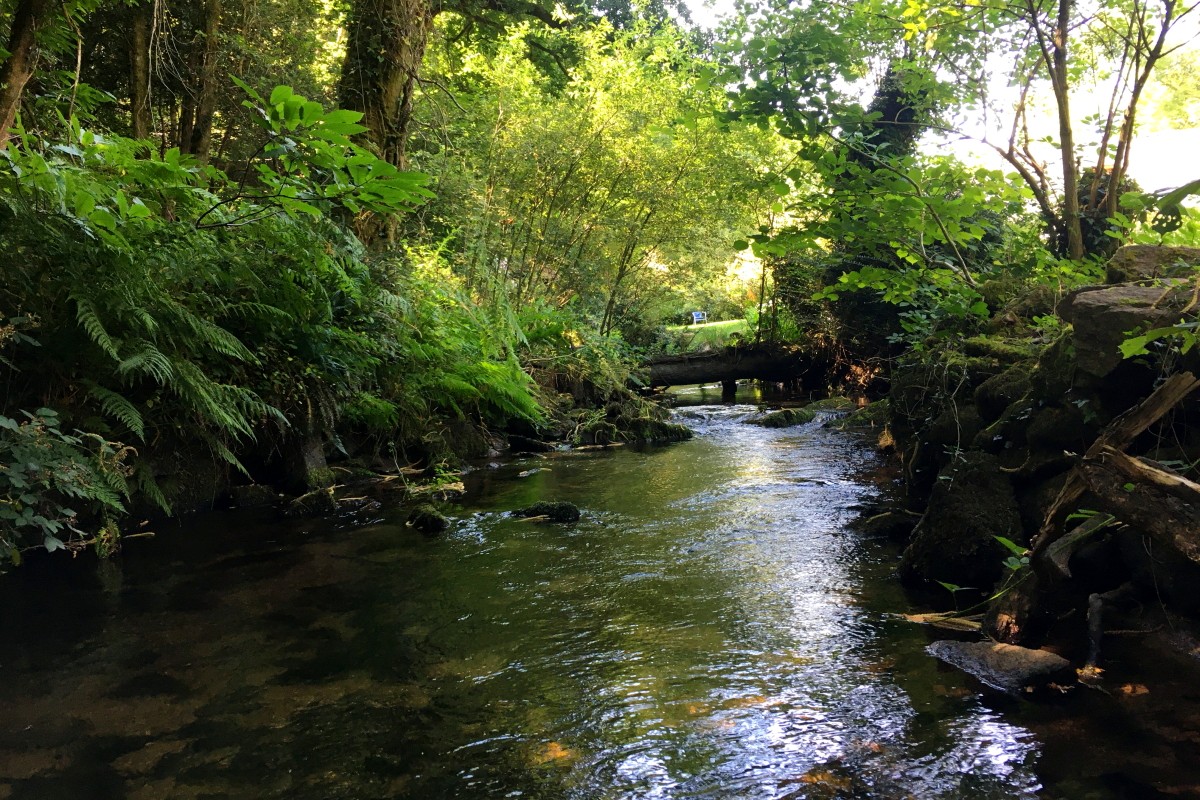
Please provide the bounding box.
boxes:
[129,0,153,139]
[0,0,53,147]
[338,0,565,167]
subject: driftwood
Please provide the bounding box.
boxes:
[1032,371,1200,555]
[988,371,1198,645]
[1045,513,1116,579]
[1080,447,1200,563]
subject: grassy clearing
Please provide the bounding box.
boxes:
[666,319,750,350]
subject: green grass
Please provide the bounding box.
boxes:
[665,319,749,350]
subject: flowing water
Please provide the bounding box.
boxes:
[0,388,1193,799]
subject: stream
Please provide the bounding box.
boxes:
[0,387,1193,799]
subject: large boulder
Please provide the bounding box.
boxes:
[1059,283,1195,379]
[1105,244,1200,284]
[900,452,1023,588]
[927,640,1071,692]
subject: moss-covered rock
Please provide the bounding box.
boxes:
[618,416,694,443]
[961,335,1038,363]
[974,363,1033,423]
[923,404,983,451]
[1025,403,1096,452]
[747,407,817,428]
[805,396,857,412]
[839,399,889,428]
[1105,244,1200,284]
[513,501,581,523]
[408,503,449,534]
[899,452,1023,589]
[1029,331,1078,399]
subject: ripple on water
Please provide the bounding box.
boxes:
[0,402,1058,800]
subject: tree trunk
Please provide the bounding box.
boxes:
[1049,0,1085,261]
[0,0,52,147]
[338,0,438,167]
[188,0,221,162]
[129,0,153,140]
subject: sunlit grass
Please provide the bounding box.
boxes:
[665,319,749,350]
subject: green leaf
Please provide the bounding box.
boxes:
[993,535,1026,556]
[269,85,294,106]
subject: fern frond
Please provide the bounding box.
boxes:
[172,305,257,363]
[73,295,120,360]
[86,382,146,439]
[135,467,171,514]
[171,359,256,439]
[209,438,251,478]
[116,343,174,385]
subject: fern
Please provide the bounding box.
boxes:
[135,467,171,515]
[116,343,175,385]
[73,295,121,360]
[86,382,146,439]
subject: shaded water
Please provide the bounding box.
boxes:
[0,392,1190,798]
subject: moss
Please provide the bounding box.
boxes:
[974,363,1033,423]
[805,396,857,412]
[839,399,890,428]
[306,467,336,488]
[407,503,449,534]
[748,407,817,428]
[620,417,694,443]
[1029,331,1077,399]
[961,335,1038,363]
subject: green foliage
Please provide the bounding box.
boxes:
[413,19,787,336]
[0,408,131,562]
[0,97,543,520]
[229,80,434,219]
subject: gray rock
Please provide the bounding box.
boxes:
[1060,283,1195,378]
[927,640,1071,692]
[1105,244,1200,284]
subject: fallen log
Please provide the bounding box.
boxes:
[1032,371,1200,554]
[645,343,818,387]
[1080,447,1200,563]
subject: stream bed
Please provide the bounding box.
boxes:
[0,388,1197,799]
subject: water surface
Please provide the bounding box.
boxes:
[0,397,1186,798]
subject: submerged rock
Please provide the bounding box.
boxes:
[513,501,581,523]
[408,503,449,534]
[927,640,1071,692]
[853,510,918,541]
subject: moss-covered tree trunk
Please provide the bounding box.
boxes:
[338,0,438,168]
[186,0,221,162]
